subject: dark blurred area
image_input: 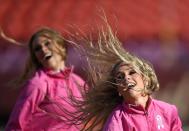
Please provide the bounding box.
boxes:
[0,0,189,130]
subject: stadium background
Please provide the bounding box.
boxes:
[0,0,189,130]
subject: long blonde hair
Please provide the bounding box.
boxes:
[69,21,159,130]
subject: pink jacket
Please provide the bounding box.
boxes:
[104,98,182,131]
[5,68,85,131]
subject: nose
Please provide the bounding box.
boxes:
[125,74,131,81]
[41,45,48,53]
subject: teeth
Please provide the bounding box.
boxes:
[122,83,135,92]
[127,83,135,88]
[43,52,52,60]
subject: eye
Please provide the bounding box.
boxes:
[33,45,41,52]
[44,41,50,46]
[128,70,136,75]
[115,72,125,84]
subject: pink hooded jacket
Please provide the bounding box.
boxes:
[5,68,85,131]
[104,98,182,131]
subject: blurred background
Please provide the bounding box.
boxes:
[0,0,189,130]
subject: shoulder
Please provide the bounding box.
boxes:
[104,104,124,130]
[16,70,49,99]
[69,72,85,84]
[69,72,83,79]
[63,67,83,81]
[107,104,124,121]
[23,70,49,92]
[152,99,176,110]
[152,99,178,117]
[29,69,48,82]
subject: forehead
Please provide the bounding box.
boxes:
[34,34,51,42]
[118,64,133,72]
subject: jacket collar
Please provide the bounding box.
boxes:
[122,97,153,115]
[43,66,73,79]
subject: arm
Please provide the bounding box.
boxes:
[170,105,183,131]
[5,79,46,131]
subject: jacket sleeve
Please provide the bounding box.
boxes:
[5,79,47,131]
[170,105,183,131]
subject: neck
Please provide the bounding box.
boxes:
[125,95,149,109]
[45,61,65,73]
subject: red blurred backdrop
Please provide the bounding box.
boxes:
[0,0,189,128]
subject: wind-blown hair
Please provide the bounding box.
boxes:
[1,27,67,87]
[70,22,160,130]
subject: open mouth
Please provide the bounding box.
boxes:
[122,82,136,91]
[43,52,52,60]
[127,83,136,89]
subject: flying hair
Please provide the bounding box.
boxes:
[0,27,24,46]
[66,18,159,131]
